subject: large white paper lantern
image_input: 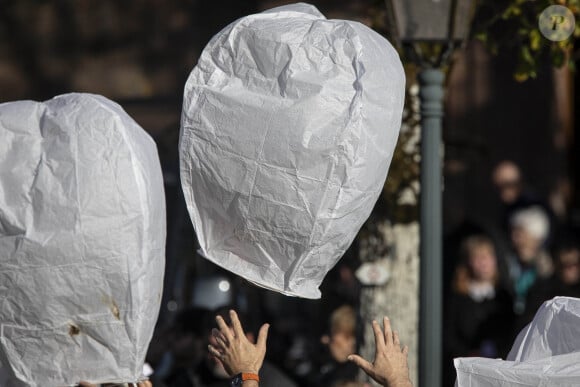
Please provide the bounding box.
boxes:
[180,3,405,298]
[0,93,166,386]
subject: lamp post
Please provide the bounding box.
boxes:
[384,1,474,386]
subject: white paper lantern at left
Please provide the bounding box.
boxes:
[0,93,166,386]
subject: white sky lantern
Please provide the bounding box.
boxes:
[0,93,166,386]
[180,3,405,298]
[455,297,580,386]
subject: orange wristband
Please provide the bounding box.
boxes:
[241,372,260,382]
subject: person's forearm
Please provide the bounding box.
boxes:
[243,381,259,387]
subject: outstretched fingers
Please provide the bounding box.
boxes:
[212,327,228,349]
[229,310,245,338]
[216,314,234,342]
[393,330,400,347]
[372,320,386,352]
[347,354,374,377]
[383,317,393,346]
[257,323,270,350]
[208,343,223,359]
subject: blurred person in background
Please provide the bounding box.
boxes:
[444,235,514,386]
[520,233,580,329]
[309,305,359,387]
[506,206,553,315]
[492,161,555,243]
[492,161,525,209]
[492,161,547,223]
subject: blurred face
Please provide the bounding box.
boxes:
[511,226,541,262]
[322,330,356,363]
[329,331,356,363]
[559,249,580,285]
[469,245,497,282]
[493,162,522,204]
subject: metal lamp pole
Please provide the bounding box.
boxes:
[418,68,445,386]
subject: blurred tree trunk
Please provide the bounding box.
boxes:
[358,221,420,386]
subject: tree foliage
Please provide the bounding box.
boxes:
[361,1,421,225]
[472,0,580,81]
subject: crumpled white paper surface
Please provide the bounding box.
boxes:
[180,3,405,298]
[0,93,166,386]
[455,297,580,386]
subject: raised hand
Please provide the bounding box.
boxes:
[347,317,412,387]
[207,309,269,376]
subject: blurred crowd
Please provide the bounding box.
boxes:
[442,160,580,385]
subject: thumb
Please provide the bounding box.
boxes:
[257,323,270,349]
[348,354,374,376]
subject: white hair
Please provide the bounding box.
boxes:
[510,205,550,241]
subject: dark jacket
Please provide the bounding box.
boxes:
[443,286,515,386]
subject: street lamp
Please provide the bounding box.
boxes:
[384,1,474,386]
